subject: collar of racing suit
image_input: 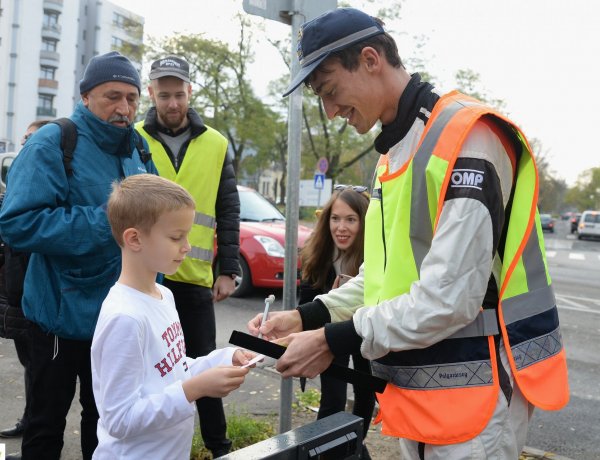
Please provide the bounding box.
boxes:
[374,73,439,154]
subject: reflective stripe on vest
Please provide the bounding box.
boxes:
[135,122,227,287]
[365,91,568,444]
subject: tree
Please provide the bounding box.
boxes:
[530,139,567,213]
[454,69,506,112]
[565,167,600,211]
[145,16,279,176]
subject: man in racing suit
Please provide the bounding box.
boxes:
[248,7,568,459]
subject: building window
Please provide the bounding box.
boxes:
[113,12,126,28]
[111,36,124,48]
[40,66,56,80]
[38,94,54,109]
[112,12,142,39]
[42,38,58,52]
[37,94,56,117]
[43,11,60,29]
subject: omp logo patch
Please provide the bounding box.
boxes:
[450,169,484,190]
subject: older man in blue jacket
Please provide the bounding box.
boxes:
[0,51,157,460]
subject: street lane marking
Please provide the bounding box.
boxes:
[556,293,600,315]
[546,251,556,258]
[568,253,585,260]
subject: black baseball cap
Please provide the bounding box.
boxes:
[149,55,190,82]
[282,8,385,97]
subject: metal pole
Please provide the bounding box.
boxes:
[279,3,304,434]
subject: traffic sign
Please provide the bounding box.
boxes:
[317,156,329,174]
[314,173,325,190]
[299,179,332,206]
[243,0,337,25]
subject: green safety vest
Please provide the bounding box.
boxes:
[136,121,227,288]
[364,91,569,444]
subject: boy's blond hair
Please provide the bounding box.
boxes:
[108,174,195,246]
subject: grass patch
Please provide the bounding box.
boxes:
[292,388,321,412]
[190,412,275,459]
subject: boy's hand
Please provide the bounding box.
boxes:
[232,349,257,367]
[183,366,249,401]
[247,310,302,341]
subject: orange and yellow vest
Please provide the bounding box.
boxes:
[365,91,569,444]
[136,122,227,288]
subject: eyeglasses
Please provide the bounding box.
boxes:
[334,184,369,194]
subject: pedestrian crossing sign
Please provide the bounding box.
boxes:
[314,173,325,190]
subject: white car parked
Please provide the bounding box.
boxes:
[577,210,600,240]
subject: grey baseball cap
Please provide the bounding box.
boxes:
[149,55,190,83]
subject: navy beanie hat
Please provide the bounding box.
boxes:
[79,51,141,94]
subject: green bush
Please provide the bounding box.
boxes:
[190,412,275,459]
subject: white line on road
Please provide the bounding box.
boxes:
[546,251,556,258]
[568,252,585,260]
[556,293,600,314]
[558,304,600,314]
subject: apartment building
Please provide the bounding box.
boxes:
[0,0,144,153]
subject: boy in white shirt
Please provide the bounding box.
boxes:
[91,174,253,459]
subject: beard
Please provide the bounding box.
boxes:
[157,109,187,130]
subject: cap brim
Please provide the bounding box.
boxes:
[149,70,190,83]
[282,54,328,97]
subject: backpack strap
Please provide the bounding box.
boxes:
[50,119,150,174]
[51,118,78,177]
[133,131,152,164]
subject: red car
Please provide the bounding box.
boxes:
[216,186,312,297]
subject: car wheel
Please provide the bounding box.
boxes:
[578,234,583,240]
[231,256,252,298]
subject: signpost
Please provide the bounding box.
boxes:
[243,0,337,433]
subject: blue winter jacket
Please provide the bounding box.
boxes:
[0,102,158,340]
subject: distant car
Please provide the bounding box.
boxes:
[540,214,554,233]
[577,210,600,240]
[218,186,312,297]
[570,213,582,233]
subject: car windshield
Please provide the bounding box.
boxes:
[583,213,600,223]
[239,189,285,222]
[540,214,552,222]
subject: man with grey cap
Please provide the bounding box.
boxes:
[0,51,157,460]
[249,7,568,459]
[136,55,240,458]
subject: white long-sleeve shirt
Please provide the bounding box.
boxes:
[91,283,236,460]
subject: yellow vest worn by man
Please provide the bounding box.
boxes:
[136,121,227,288]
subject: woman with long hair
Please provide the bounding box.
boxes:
[299,185,375,459]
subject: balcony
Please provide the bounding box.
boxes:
[40,50,60,63]
[38,79,59,96]
[38,78,58,89]
[43,0,63,13]
[37,107,57,117]
[42,23,62,40]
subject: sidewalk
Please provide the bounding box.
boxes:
[0,339,571,459]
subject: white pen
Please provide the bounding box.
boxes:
[258,294,275,339]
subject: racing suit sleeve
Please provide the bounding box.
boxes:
[322,121,514,359]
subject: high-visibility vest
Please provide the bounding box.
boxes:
[364,91,569,444]
[135,122,227,288]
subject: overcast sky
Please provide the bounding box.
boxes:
[118,0,600,186]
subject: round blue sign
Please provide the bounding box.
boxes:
[317,157,329,173]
